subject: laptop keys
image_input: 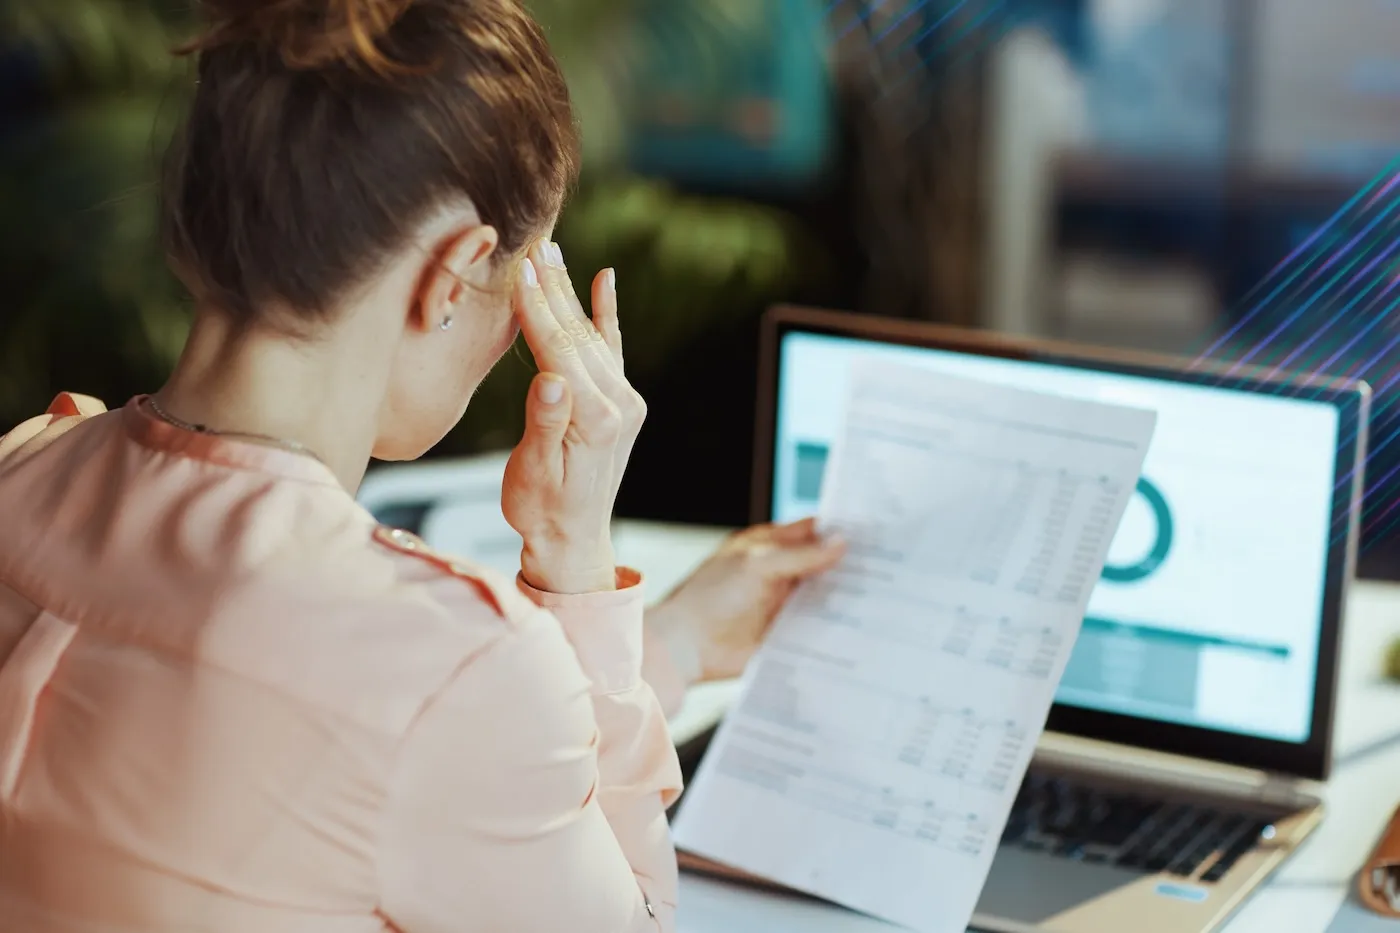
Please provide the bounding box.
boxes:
[1085,798,1155,848]
[1142,810,1216,873]
[1199,819,1276,882]
[1005,771,1279,884]
[1166,814,1235,877]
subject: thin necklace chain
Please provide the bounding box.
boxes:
[144,396,327,466]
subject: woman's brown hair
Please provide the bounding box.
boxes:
[165,0,580,321]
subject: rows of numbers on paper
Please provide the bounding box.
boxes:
[937,607,1064,681]
[784,583,1067,682]
[735,660,1032,798]
[712,741,999,858]
[1012,470,1123,603]
[893,700,1030,795]
[849,783,997,856]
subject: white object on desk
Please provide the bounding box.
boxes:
[358,453,511,516]
[611,523,731,599]
[1332,581,1400,761]
[673,363,1157,933]
[426,484,733,590]
[360,455,730,594]
[422,494,521,577]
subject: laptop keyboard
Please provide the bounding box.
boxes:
[1002,772,1278,883]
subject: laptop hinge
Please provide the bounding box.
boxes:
[1036,732,1322,808]
[1256,773,1313,809]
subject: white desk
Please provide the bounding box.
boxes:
[612,521,1400,933]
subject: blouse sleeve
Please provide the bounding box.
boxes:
[377,572,683,933]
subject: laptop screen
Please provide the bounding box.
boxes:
[771,330,1342,746]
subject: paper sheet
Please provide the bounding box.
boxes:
[671,361,1157,933]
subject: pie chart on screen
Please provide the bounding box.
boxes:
[1101,476,1173,584]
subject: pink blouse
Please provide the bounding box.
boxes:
[0,394,684,932]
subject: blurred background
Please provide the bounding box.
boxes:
[2,0,1399,572]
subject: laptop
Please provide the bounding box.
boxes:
[674,306,1371,933]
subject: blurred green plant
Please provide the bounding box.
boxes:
[0,0,815,454]
[0,0,196,424]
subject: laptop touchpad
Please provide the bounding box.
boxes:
[975,849,1143,924]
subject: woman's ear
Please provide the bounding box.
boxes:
[414,224,500,332]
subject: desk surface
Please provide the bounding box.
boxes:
[612,521,1400,933]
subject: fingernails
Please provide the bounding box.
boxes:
[537,240,559,268]
[605,267,616,291]
[549,241,564,268]
[521,258,538,287]
[538,375,564,405]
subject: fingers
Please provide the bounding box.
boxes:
[514,256,591,387]
[531,240,596,347]
[592,268,623,369]
[514,253,619,445]
[522,240,645,446]
[749,536,847,580]
[517,373,572,477]
[768,517,821,546]
[533,242,625,389]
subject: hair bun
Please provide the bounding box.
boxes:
[191,0,415,72]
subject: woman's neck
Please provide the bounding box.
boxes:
[155,310,390,491]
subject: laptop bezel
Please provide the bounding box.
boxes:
[751,305,1369,782]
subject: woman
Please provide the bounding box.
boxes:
[0,1,843,930]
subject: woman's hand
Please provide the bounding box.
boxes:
[502,241,645,594]
[649,519,846,682]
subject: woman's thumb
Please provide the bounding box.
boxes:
[524,373,571,453]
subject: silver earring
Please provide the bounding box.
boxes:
[439,315,454,331]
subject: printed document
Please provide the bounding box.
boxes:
[671,360,1157,933]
